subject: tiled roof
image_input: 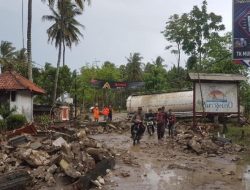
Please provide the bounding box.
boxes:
[0,71,45,94]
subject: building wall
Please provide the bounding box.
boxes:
[10,91,32,122]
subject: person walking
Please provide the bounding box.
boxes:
[108,105,113,122]
[156,107,165,141]
[102,106,109,121]
[167,109,176,138]
[93,104,100,122]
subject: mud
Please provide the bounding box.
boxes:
[90,132,250,190]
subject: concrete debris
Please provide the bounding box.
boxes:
[52,137,67,147]
[47,164,57,174]
[175,123,244,155]
[59,159,81,178]
[97,176,105,185]
[30,141,42,150]
[19,149,50,167]
[8,135,29,147]
[91,179,102,188]
[120,171,130,177]
[77,129,87,139]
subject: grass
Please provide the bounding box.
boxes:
[226,125,250,147]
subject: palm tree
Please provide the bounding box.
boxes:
[42,0,84,104]
[43,0,91,9]
[126,53,143,82]
[0,41,16,72]
[27,0,90,81]
[27,0,32,81]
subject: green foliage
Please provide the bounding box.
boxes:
[126,53,143,82]
[34,63,73,104]
[0,41,28,76]
[226,125,250,146]
[34,114,51,128]
[144,57,167,91]
[0,120,6,131]
[0,103,16,120]
[6,114,27,130]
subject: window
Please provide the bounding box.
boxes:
[11,91,16,102]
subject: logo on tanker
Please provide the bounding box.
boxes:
[203,90,233,111]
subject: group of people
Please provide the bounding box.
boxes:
[131,106,176,141]
[155,107,176,140]
[92,104,112,122]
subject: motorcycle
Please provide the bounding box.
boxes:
[132,120,145,145]
[146,120,155,136]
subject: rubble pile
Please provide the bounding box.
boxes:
[86,121,130,135]
[175,123,244,155]
[0,127,115,190]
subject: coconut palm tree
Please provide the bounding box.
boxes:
[27,0,90,81]
[42,0,84,104]
[126,53,143,82]
[0,41,16,73]
[27,0,32,81]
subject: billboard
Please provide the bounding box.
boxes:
[233,0,250,66]
[195,83,238,113]
[90,79,145,89]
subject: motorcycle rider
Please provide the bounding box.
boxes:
[131,107,145,138]
[145,109,155,134]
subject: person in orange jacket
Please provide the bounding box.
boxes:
[102,106,109,121]
[93,104,100,122]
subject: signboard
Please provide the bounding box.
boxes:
[90,79,144,89]
[195,83,238,113]
[233,0,250,66]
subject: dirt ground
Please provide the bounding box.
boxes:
[90,128,250,190]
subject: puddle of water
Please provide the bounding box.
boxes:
[143,163,184,190]
[244,165,250,189]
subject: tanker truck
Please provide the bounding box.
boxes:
[126,91,193,118]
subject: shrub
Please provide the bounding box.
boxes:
[34,114,51,128]
[6,114,27,130]
[0,120,6,131]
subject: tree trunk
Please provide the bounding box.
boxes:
[53,40,62,104]
[27,0,33,81]
[63,39,65,66]
[177,43,180,73]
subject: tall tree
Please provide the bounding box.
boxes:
[0,41,16,72]
[183,0,225,69]
[163,0,225,71]
[43,0,84,104]
[27,0,90,81]
[126,53,143,82]
[163,14,188,71]
[27,0,33,81]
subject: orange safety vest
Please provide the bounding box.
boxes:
[93,107,100,119]
[102,107,109,116]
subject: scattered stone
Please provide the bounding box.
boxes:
[97,176,105,185]
[52,137,67,147]
[30,142,42,150]
[59,159,81,178]
[91,180,102,189]
[77,129,87,139]
[120,171,130,177]
[234,144,243,152]
[188,139,202,154]
[19,149,50,167]
[47,164,57,174]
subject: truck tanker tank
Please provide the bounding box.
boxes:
[126,91,193,115]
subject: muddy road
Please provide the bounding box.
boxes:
[90,131,250,190]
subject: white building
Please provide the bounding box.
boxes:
[0,71,45,122]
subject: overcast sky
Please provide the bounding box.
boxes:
[0,0,232,71]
